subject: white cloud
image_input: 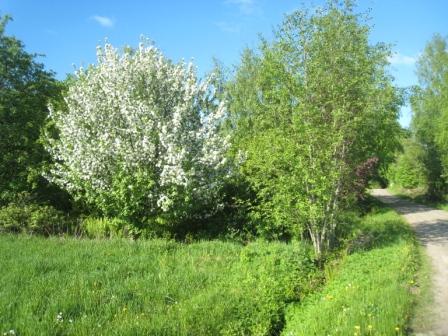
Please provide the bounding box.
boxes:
[388,52,417,66]
[92,15,114,28]
[214,21,241,33]
[224,0,256,15]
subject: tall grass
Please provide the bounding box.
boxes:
[0,236,319,335]
[282,210,420,336]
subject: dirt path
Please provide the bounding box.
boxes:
[371,189,448,336]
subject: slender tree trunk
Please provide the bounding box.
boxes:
[309,227,325,261]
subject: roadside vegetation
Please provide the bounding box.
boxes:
[282,207,421,336]
[388,185,448,212]
[387,34,448,205]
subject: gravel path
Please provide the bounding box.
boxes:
[371,189,448,336]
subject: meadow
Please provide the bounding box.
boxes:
[0,236,319,335]
[283,209,421,336]
[0,206,423,336]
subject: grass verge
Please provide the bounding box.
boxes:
[0,236,319,335]
[282,208,421,336]
[387,185,448,211]
[409,246,434,334]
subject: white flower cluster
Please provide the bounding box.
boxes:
[46,39,229,216]
[56,312,63,323]
[2,330,15,336]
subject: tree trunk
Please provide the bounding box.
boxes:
[309,228,324,261]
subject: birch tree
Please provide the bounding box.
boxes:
[228,1,402,257]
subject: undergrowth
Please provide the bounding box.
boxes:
[282,208,421,336]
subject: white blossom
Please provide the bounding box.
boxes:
[46,39,229,219]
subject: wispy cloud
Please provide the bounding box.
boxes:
[92,15,114,28]
[44,29,58,36]
[214,21,241,33]
[388,52,417,66]
[224,0,257,15]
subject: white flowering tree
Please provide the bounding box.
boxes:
[46,40,229,230]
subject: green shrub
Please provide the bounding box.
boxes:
[0,202,69,235]
[81,217,134,238]
[388,139,428,189]
[229,241,321,334]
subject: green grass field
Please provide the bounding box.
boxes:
[0,206,422,336]
[0,236,319,335]
[282,209,421,336]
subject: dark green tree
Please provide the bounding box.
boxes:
[0,15,64,205]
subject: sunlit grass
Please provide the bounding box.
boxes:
[409,246,433,334]
[282,210,420,335]
[0,236,318,335]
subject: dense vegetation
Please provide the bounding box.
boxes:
[283,208,419,336]
[0,0,441,334]
[389,34,448,204]
[0,236,319,335]
[0,2,403,256]
[0,16,66,207]
[388,138,428,189]
[225,4,401,257]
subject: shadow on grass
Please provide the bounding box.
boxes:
[347,206,415,254]
[358,195,391,215]
[377,195,435,215]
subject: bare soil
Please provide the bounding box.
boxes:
[371,189,448,336]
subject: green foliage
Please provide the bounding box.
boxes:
[411,34,448,199]
[81,217,134,239]
[0,15,65,206]
[45,41,228,234]
[227,1,402,256]
[0,201,70,235]
[282,209,419,335]
[388,138,428,189]
[0,236,319,335]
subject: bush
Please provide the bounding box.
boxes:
[231,241,321,334]
[388,139,428,189]
[0,202,70,235]
[45,40,229,233]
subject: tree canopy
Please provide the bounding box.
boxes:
[227,1,402,256]
[0,15,62,205]
[46,41,229,231]
[411,34,448,198]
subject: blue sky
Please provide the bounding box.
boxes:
[2,1,447,127]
